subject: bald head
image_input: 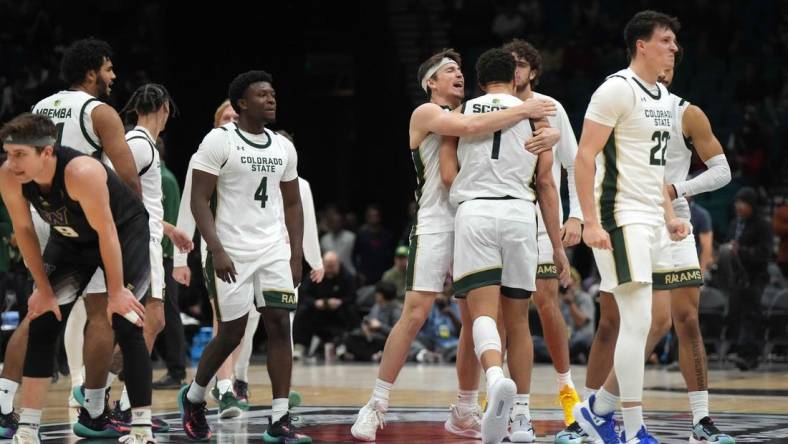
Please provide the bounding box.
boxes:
[323,251,340,276]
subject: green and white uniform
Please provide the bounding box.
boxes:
[192,123,298,321]
[450,93,539,298]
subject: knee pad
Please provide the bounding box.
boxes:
[472,316,501,359]
[24,313,63,378]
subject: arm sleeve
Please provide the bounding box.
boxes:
[584,77,634,127]
[672,154,732,198]
[554,101,583,221]
[127,137,154,174]
[174,157,197,267]
[191,129,230,176]
[299,178,323,270]
[280,137,299,182]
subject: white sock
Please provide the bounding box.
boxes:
[84,388,105,418]
[271,398,288,423]
[105,372,117,397]
[592,388,619,416]
[485,366,505,391]
[456,390,478,414]
[371,378,392,411]
[187,381,207,403]
[583,386,598,400]
[0,379,19,414]
[130,408,151,426]
[688,390,710,425]
[120,386,131,411]
[621,405,644,442]
[511,394,530,419]
[216,378,233,395]
[557,370,575,389]
[19,408,41,428]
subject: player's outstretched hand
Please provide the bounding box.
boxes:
[213,249,237,283]
[583,223,612,250]
[561,217,583,247]
[524,127,560,154]
[108,287,145,327]
[667,218,691,241]
[520,98,557,119]
[173,266,191,286]
[27,286,61,321]
[168,227,195,254]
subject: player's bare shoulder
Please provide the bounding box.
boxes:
[409,102,448,148]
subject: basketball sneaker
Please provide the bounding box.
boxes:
[554,421,588,444]
[689,417,735,444]
[509,413,536,443]
[350,401,386,441]
[73,407,125,438]
[620,425,659,443]
[110,401,170,433]
[559,385,581,425]
[118,429,156,444]
[0,410,19,438]
[444,404,481,438]
[210,386,244,419]
[178,385,212,440]
[233,380,250,408]
[481,378,516,444]
[262,413,311,443]
[11,426,39,444]
[573,394,619,444]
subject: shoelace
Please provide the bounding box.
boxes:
[191,403,211,434]
[118,433,154,444]
[365,409,385,430]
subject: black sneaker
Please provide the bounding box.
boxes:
[152,373,184,390]
[72,407,124,438]
[262,413,311,443]
[233,380,250,409]
[178,385,211,440]
[690,416,736,443]
[0,410,19,438]
[111,401,170,433]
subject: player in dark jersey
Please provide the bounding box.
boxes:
[0,113,154,444]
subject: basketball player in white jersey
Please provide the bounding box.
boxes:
[439,48,568,444]
[351,48,558,441]
[580,58,734,444]
[501,38,585,439]
[573,10,689,444]
[179,70,309,443]
[0,38,148,440]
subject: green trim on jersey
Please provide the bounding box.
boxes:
[79,98,102,154]
[453,267,503,295]
[262,290,298,310]
[609,228,632,285]
[632,77,662,100]
[411,147,427,228]
[600,132,620,231]
[234,125,272,149]
[203,252,222,321]
[536,263,558,279]
[404,231,419,291]
[653,267,703,290]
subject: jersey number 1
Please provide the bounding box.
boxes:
[55,122,65,147]
[649,131,669,166]
[490,130,502,159]
[254,176,268,208]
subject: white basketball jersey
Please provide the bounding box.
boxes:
[587,68,674,230]
[665,93,693,220]
[126,126,163,242]
[32,90,103,157]
[191,123,298,261]
[450,93,538,214]
[411,106,456,235]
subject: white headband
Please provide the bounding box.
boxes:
[421,57,458,93]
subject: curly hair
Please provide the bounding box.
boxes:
[228,70,274,114]
[60,38,114,86]
[502,39,542,87]
[476,48,515,87]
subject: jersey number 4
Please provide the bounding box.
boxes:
[254,176,268,208]
[649,131,670,166]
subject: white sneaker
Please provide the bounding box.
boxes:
[350,402,386,441]
[482,378,516,444]
[509,413,536,443]
[118,430,156,444]
[12,427,40,444]
[444,404,481,438]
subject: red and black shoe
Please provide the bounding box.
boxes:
[177,385,211,441]
[262,413,311,443]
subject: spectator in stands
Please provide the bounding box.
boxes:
[353,205,394,285]
[293,251,357,359]
[719,187,773,370]
[381,245,408,301]
[340,282,402,362]
[773,196,788,279]
[409,277,461,364]
[689,196,715,274]
[320,205,356,276]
